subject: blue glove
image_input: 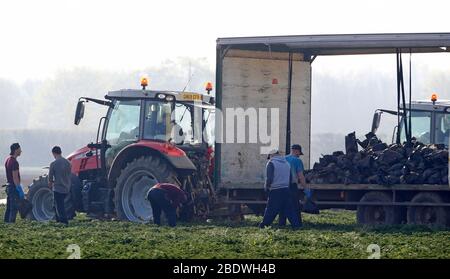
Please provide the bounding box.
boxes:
[16,185,25,199]
[304,188,313,199]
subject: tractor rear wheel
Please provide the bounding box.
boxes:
[114,156,178,223]
[27,175,76,221]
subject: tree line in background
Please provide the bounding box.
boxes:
[0,57,448,166]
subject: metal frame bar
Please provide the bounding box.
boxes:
[217,33,450,56]
[224,200,450,207]
[214,45,223,189]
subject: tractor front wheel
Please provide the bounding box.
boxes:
[114,156,178,223]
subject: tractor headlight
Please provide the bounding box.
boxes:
[165,95,175,102]
[157,93,166,99]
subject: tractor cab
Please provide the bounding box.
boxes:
[94,89,215,167]
[371,94,450,146]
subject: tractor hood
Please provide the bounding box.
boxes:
[67,146,100,175]
[67,146,92,162]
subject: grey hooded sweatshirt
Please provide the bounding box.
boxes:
[264,156,292,191]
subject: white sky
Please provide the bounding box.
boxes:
[1,0,450,82]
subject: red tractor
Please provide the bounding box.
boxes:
[27,79,216,222]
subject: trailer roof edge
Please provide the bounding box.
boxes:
[216,33,450,55]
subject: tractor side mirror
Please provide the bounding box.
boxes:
[371,111,382,134]
[74,101,85,125]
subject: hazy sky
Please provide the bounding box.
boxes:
[1,0,450,83]
[1,0,450,166]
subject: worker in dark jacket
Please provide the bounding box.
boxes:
[259,150,301,230]
[4,143,22,223]
[146,183,187,227]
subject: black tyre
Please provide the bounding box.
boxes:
[227,204,244,221]
[114,156,178,222]
[246,204,266,215]
[70,174,83,212]
[27,175,76,221]
[357,191,400,225]
[407,192,447,227]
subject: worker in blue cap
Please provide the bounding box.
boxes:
[279,144,309,226]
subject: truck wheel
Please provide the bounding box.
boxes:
[114,156,178,223]
[27,175,76,221]
[357,191,400,225]
[407,193,447,227]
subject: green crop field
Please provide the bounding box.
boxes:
[0,206,449,259]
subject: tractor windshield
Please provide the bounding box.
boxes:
[105,100,141,146]
[435,112,450,146]
[143,100,173,141]
[172,102,215,145]
[400,111,432,144]
[399,110,450,146]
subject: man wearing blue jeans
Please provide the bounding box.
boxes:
[4,143,22,223]
[259,150,301,230]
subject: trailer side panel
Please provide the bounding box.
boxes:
[217,49,311,187]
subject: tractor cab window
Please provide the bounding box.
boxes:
[400,111,432,144]
[105,100,141,146]
[143,101,172,141]
[435,112,450,146]
[172,103,215,146]
[203,109,215,146]
[173,103,194,144]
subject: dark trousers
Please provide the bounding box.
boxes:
[147,188,177,227]
[4,185,19,223]
[259,187,301,229]
[54,191,68,225]
[279,184,302,227]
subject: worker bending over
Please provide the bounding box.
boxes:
[146,183,187,227]
[259,150,301,230]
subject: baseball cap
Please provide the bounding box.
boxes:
[267,149,279,159]
[10,143,21,156]
[291,144,304,155]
